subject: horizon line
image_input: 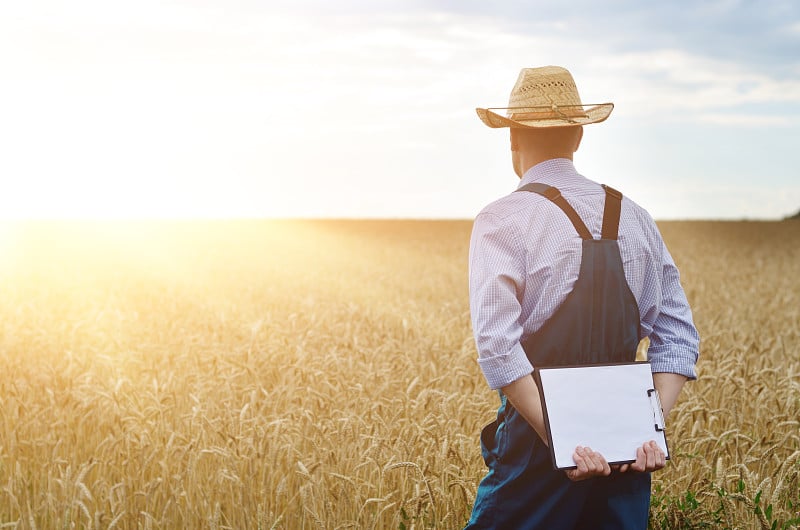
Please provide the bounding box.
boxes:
[0,215,796,223]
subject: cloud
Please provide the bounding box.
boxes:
[261,14,800,129]
[2,1,798,218]
[583,50,800,122]
[695,113,790,126]
[7,3,795,131]
[785,21,800,34]
[421,0,800,77]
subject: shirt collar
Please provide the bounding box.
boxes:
[517,158,584,189]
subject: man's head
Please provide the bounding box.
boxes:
[475,66,612,177]
[510,126,584,178]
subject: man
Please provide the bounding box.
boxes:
[465,66,700,529]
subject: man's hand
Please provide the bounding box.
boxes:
[615,440,666,473]
[566,440,666,481]
[565,446,611,481]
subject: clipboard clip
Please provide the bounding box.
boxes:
[647,389,666,432]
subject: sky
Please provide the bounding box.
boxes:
[1,0,799,220]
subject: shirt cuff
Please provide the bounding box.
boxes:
[648,345,698,380]
[477,342,534,390]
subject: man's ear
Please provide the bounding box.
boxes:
[510,129,519,152]
[574,126,584,153]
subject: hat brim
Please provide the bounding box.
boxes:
[475,103,614,128]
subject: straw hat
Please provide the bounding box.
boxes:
[476,66,613,128]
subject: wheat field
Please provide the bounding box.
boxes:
[0,219,798,529]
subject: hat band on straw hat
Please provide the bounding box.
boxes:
[503,104,589,123]
[476,102,613,128]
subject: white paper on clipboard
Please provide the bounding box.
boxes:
[535,362,669,470]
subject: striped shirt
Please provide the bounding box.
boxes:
[469,158,700,390]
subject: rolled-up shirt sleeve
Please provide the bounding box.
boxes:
[647,241,700,379]
[469,211,533,389]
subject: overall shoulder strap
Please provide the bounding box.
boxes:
[516,183,592,240]
[601,184,623,240]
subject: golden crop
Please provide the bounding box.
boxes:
[0,219,797,529]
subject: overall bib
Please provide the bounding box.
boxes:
[466,184,651,530]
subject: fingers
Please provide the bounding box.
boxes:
[568,442,666,481]
[566,446,611,482]
[581,446,611,476]
[645,442,656,469]
[630,441,666,472]
[631,445,647,472]
[653,441,667,468]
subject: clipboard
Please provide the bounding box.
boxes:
[534,362,669,470]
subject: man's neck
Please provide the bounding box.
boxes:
[517,151,574,178]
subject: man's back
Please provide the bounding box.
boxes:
[469,158,698,391]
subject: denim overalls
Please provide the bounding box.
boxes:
[465,184,651,530]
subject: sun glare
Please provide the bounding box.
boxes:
[0,223,18,258]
